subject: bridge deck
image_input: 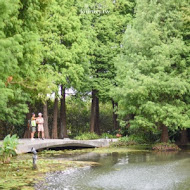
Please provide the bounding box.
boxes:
[5,138,116,154]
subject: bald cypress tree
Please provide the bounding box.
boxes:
[77,0,135,134]
[41,0,89,138]
[112,0,190,142]
[0,0,56,137]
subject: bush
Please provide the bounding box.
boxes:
[152,143,180,151]
[74,132,100,140]
[101,133,115,139]
[0,134,19,163]
[127,135,147,144]
[110,136,137,147]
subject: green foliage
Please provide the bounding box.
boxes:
[66,97,90,137]
[111,133,159,147]
[1,0,189,141]
[74,132,99,140]
[66,97,114,136]
[126,135,147,144]
[99,102,114,133]
[101,133,115,139]
[77,0,135,101]
[42,0,90,90]
[0,0,57,132]
[112,0,190,138]
[111,136,137,147]
[0,134,19,163]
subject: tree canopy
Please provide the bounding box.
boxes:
[111,0,190,142]
[0,0,189,143]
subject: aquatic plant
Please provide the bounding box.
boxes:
[152,143,180,151]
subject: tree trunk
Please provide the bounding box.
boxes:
[112,100,119,131]
[90,91,95,133]
[60,85,68,138]
[90,90,100,135]
[161,124,169,143]
[180,129,188,145]
[95,94,100,135]
[52,97,58,139]
[43,101,50,139]
[24,103,32,138]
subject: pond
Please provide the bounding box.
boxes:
[36,149,190,190]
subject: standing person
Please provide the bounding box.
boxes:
[31,113,37,140]
[36,113,45,140]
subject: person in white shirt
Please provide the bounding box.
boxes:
[36,113,45,140]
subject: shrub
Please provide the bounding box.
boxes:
[127,135,147,144]
[110,136,137,147]
[152,143,180,151]
[101,133,115,139]
[0,134,19,163]
[74,132,100,140]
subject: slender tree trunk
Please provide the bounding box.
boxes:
[112,100,119,131]
[180,129,188,145]
[95,95,100,135]
[90,91,95,133]
[161,124,169,143]
[52,97,58,139]
[60,85,68,138]
[24,103,32,138]
[90,90,100,134]
[43,101,50,139]
[0,121,3,139]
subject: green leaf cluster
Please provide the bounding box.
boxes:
[112,0,190,132]
[74,132,99,140]
[0,134,19,163]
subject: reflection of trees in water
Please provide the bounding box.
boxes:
[50,151,189,168]
[116,151,184,164]
[152,151,180,162]
[119,151,186,163]
[127,152,148,163]
[69,152,126,169]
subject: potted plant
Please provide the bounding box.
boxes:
[0,134,19,164]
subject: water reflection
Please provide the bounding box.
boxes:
[36,151,190,190]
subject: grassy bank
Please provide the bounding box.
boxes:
[0,153,99,190]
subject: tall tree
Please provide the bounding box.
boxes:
[52,97,58,139]
[41,0,89,138]
[0,0,57,138]
[60,86,68,138]
[78,0,135,134]
[112,0,190,142]
[43,101,50,139]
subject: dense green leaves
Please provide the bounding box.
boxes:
[0,134,19,163]
[0,0,189,142]
[112,0,190,135]
[0,0,56,127]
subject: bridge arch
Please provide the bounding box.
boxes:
[16,139,115,154]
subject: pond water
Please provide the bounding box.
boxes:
[36,150,190,190]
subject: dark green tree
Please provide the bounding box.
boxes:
[0,0,56,138]
[112,0,190,142]
[77,0,135,134]
[41,0,89,138]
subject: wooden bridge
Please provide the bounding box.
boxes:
[13,138,116,154]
